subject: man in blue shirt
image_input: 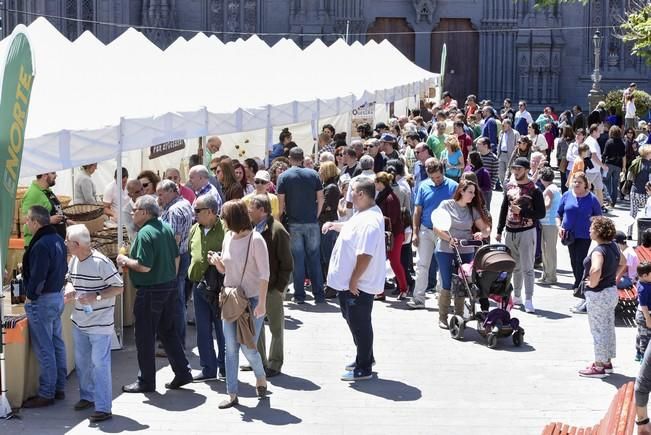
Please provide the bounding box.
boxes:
[277,147,325,304]
[407,159,458,310]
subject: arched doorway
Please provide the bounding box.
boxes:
[431,19,479,102]
[367,18,415,61]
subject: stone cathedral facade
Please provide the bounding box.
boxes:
[2,0,648,112]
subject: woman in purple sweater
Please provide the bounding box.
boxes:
[465,151,493,207]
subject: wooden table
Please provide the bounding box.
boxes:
[2,292,75,408]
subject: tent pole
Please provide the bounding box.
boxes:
[0,250,13,418]
[115,119,124,351]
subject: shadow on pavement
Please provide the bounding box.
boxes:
[88,415,150,433]
[348,377,422,401]
[286,302,341,314]
[384,300,437,312]
[284,315,304,330]
[529,308,572,320]
[143,390,207,411]
[601,373,636,389]
[238,398,302,425]
[266,372,321,391]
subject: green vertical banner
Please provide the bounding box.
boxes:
[439,43,447,99]
[0,27,35,354]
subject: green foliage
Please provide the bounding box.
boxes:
[604,89,651,118]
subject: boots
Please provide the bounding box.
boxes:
[454,296,465,316]
[438,290,452,328]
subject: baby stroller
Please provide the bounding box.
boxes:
[448,241,525,349]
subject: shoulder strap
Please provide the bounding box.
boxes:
[239,232,253,287]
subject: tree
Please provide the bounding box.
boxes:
[529,0,651,64]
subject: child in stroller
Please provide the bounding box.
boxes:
[448,242,525,349]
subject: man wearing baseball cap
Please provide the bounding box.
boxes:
[379,133,400,160]
[496,157,546,313]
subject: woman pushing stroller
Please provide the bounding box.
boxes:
[432,180,491,329]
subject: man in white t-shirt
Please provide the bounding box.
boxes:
[322,178,385,382]
[103,167,129,221]
[615,231,639,288]
[584,124,607,205]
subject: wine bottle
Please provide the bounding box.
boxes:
[11,270,20,304]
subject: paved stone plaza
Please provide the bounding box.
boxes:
[1,200,643,435]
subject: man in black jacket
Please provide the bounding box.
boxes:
[248,195,293,377]
[496,157,546,314]
[22,205,68,408]
[572,105,587,131]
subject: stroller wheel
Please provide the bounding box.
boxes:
[487,333,498,349]
[512,329,524,347]
[449,315,465,340]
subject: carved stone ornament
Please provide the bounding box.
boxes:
[412,0,437,24]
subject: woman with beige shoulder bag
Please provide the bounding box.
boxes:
[208,200,269,409]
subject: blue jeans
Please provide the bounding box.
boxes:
[24,292,67,399]
[193,283,225,377]
[223,296,265,395]
[605,164,622,205]
[289,223,324,301]
[427,249,439,290]
[176,252,191,347]
[338,291,374,375]
[435,251,473,290]
[72,326,112,413]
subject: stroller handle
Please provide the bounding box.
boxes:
[459,239,484,248]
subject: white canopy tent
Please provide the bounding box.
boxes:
[0,17,438,179]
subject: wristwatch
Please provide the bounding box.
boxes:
[95,291,102,302]
[636,418,650,426]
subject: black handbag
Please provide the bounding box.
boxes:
[561,229,575,246]
[573,281,587,299]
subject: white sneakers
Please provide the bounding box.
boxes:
[513,296,535,313]
[524,299,535,314]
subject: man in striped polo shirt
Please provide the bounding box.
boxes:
[157,180,194,349]
[66,224,123,422]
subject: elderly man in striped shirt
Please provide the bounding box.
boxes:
[66,224,123,422]
[157,180,195,349]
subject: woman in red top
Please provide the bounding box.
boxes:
[375,171,407,301]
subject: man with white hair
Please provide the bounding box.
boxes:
[123,179,145,241]
[319,151,335,164]
[204,135,222,164]
[188,165,222,212]
[165,167,196,204]
[66,224,123,422]
[157,180,194,348]
[117,195,192,393]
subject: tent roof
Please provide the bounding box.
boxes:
[7,17,438,177]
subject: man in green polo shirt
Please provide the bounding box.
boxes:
[21,172,67,246]
[187,194,226,382]
[116,195,191,393]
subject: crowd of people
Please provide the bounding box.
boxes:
[13,87,651,430]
